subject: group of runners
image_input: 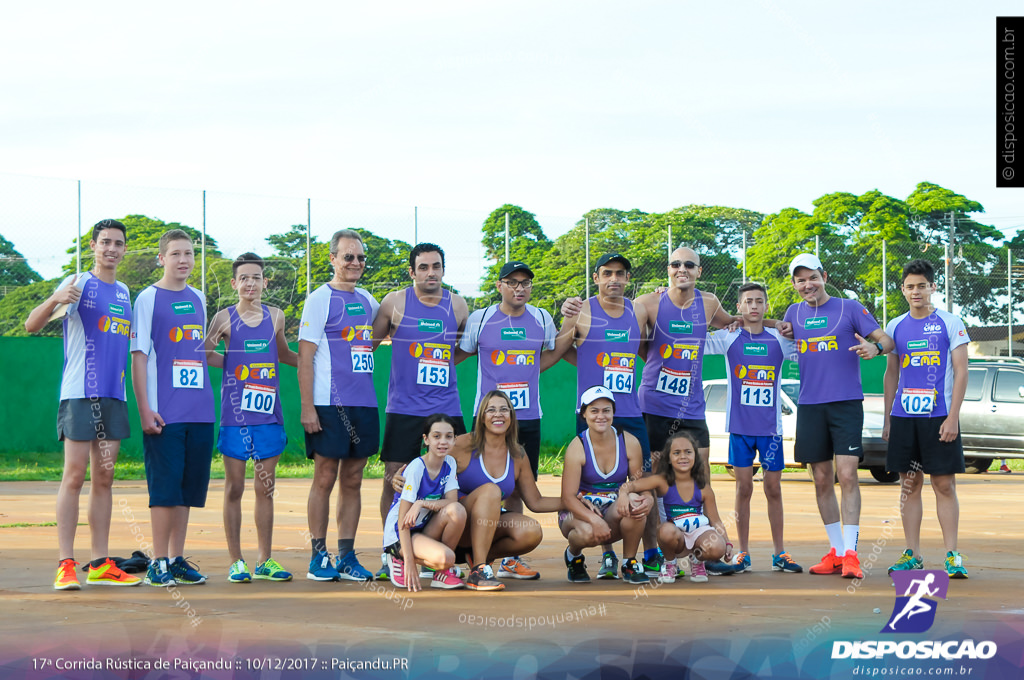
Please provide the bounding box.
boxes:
[27,220,972,594]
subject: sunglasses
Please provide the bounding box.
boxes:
[337,253,366,263]
[669,260,699,270]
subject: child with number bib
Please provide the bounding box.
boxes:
[619,431,733,583]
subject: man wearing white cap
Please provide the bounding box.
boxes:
[784,253,894,580]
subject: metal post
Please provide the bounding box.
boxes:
[201,190,206,297]
[742,231,747,284]
[306,198,311,296]
[1010,248,1014,357]
[945,243,952,313]
[76,180,81,275]
[667,225,672,287]
[815,234,820,258]
[414,206,418,244]
[585,217,591,299]
[505,212,510,263]
[882,240,887,327]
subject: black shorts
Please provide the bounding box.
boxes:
[886,416,965,476]
[143,422,214,508]
[643,412,711,453]
[795,400,864,464]
[57,398,131,442]
[382,412,467,464]
[472,416,540,479]
[305,405,379,460]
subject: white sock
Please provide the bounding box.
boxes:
[825,522,845,554]
[843,525,860,553]
[566,547,581,560]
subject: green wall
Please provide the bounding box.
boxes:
[2,337,886,454]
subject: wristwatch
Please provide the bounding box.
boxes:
[874,341,885,356]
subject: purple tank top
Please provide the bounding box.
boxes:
[220,305,282,427]
[386,288,462,417]
[576,298,641,418]
[639,290,707,419]
[457,450,515,499]
[577,428,629,495]
[473,305,547,420]
[663,481,704,520]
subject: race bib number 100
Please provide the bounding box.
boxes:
[241,383,276,413]
[417,358,449,387]
[172,359,204,389]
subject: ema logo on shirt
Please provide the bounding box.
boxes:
[244,339,270,353]
[419,319,443,333]
[501,327,526,341]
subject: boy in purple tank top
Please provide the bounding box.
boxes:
[704,283,802,574]
[25,219,141,590]
[782,253,894,581]
[882,259,969,579]
[131,229,219,587]
[207,253,298,584]
[372,243,469,579]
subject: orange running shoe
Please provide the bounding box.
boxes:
[87,558,142,586]
[54,558,81,590]
[808,548,843,575]
[842,550,863,579]
[497,556,540,580]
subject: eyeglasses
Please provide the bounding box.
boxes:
[501,279,532,290]
[669,260,699,270]
[484,406,512,415]
[337,254,366,263]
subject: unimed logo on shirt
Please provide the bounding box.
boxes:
[501,328,526,341]
[109,303,125,315]
[605,329,629,342]
[345,303,365,315]
[419,319,442,333]
[244,339,270,353]
[743,343,767,356]
[907,340,929,350]
[804,318,827,330]
[668,321,693,334]
[172,301,196,315]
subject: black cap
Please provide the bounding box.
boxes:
[498,261,534,279]
[594,252,631,271]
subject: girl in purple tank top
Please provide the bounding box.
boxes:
[620,431,733,583]
[559,386,651,583]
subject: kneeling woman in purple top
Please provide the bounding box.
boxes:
[395,390,561,591]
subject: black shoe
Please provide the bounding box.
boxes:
[565,548,590,583]
[621,557,650,584]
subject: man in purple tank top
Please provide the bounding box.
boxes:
[207,252,298,584]
[131,229,220,587]
[372,243,469,579]
[25,219,141,590]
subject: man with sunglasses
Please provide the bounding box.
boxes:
[372,242,470,579]
[299,229,381,582]
[457,260,564,579]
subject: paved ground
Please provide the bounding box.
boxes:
[1,471,1021,679]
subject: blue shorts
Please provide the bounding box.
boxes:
[305,405,379,460]
[143,422,214,507]
[729,434,785,472]
[218,423,287,461]
[576,414,652,471]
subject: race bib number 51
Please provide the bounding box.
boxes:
[498,381,530,410]
[172,359,204,389]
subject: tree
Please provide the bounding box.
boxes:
[0,234,42,290]
[0,279,59,337]
[477,205,553,307]
[267,225,317,259]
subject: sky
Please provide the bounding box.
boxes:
[1,1,1021,296]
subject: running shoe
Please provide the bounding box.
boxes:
[596,551,619,580]
[887,549,923,575]
[565,548,590,584]
[227,560,251,583]
[659,560,678,583]
[431,568,466,589]
[465,564,505,591]
[706,559,739,576]
[54,558,81,591]
[642,548,665,576]
[307,551,339,581]
[841,550,863,579]
[772,552,803,574]
[375,552,390,581]
[86,558,142,586]
[733,551,751,573]
[386,554,407,589]
[419,565,434,579]
[497,556,540,580]
[254,558,292,582]
[170,556,207,585]
[689,555,708,583]
[945,551,968,579]
[145,558,174,587]
[622,557,650,584]
[335,552,372,582]
[1000,463,1012,474]
[809,548,844,575]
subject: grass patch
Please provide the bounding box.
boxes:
[0,522,60,528]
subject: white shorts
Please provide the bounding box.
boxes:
[671,514,714,549]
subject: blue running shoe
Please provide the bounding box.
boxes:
[227,559,251,583]
[254,558,292,582]
[307,551,339,581]
[335,552,372,581]
[144,558,174,587]
[733,551,751,573]
[772,552,803,573]
[170,556,207,585]
[705,559,739,576]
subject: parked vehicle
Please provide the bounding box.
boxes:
[958,358,1024,473]
[702,379,895,483]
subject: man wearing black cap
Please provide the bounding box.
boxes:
[457,261,566,579]
[557,252,657,578]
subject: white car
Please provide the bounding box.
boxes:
[702,379,894,483]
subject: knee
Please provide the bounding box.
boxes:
[446,502,467,523]
[930,477,956,497]
[520,519,543,549]
[736,480,754,499]
[62,467,87,491]
[338,466,365,492]
[224,479,245,502]
[763,481,782,502]
[657,522,678,545]
[313,463,339,491]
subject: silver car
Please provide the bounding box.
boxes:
[959,359,1024,472]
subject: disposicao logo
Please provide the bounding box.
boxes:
[884,570,948,634]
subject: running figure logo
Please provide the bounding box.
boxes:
[882,570,949,634]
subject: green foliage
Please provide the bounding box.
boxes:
[0,278,60,336]
[266,225,316,259]
[0,234,42,288]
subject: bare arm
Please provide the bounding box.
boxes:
[371,292,398,351]
[514,456,562,513]
[939,344,969,443]
[272,307,298,367]
[298,340,321,434]
[204,309,227,370]
[131,351,164,435]
[25,275,80,333]
[701,484,732,559]
[882,353,900,441]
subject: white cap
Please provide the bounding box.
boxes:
[789,253,823,276]
[579,385,616,412]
